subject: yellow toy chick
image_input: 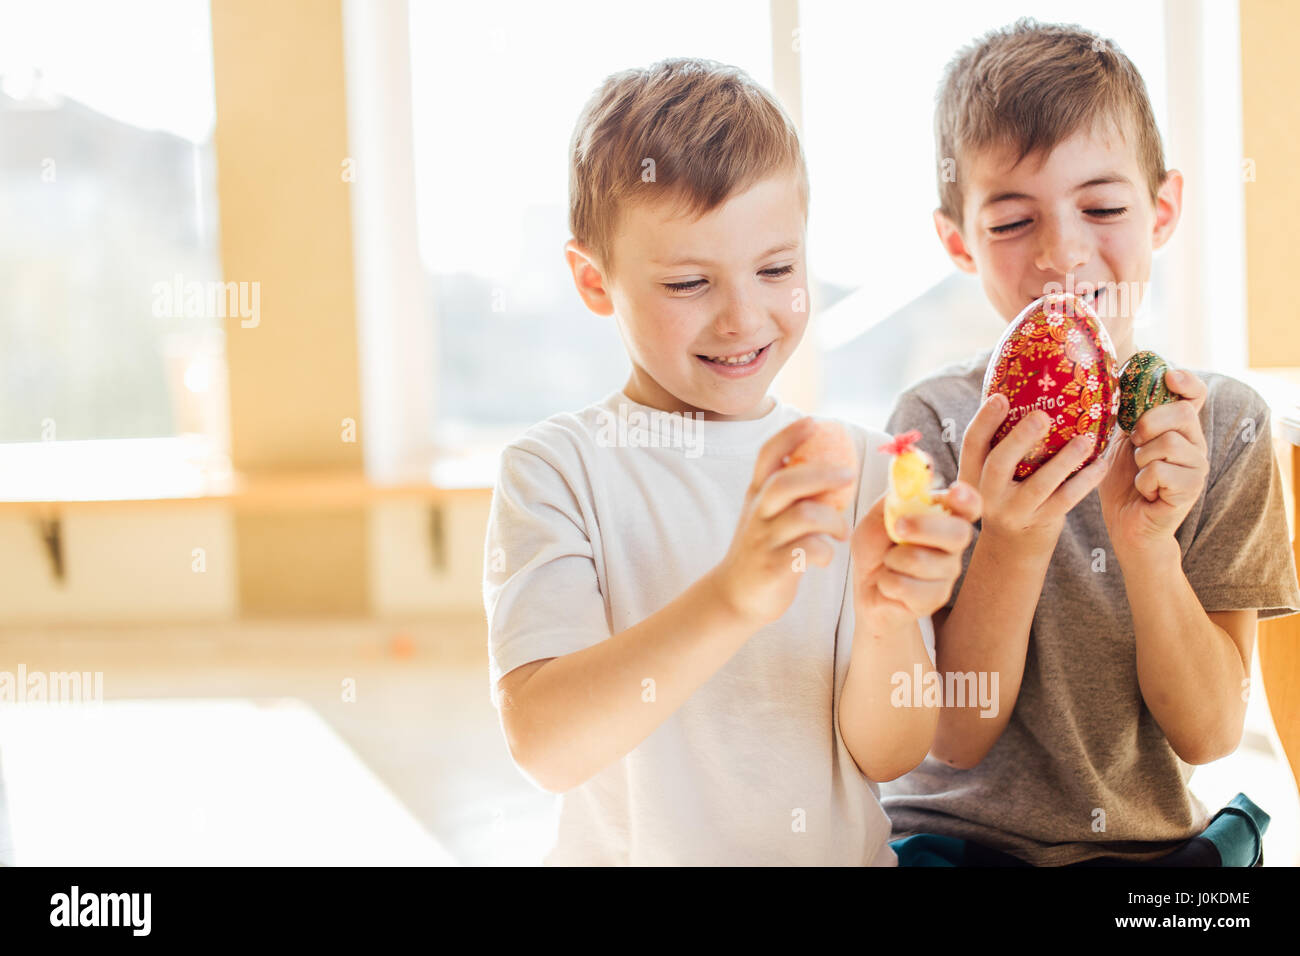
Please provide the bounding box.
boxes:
[879,430,946,543]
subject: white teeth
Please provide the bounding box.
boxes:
[706,347,761,365]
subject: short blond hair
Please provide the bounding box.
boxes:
[936,18,1166,229]
[568,57,808,276]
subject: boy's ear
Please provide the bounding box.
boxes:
[1151,169,1184,251]
[565,239,615,316]
[933,208,977,274]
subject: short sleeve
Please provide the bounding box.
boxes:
[482,443,613,705]
[1182,402,1300,620]
[884,388,971,613]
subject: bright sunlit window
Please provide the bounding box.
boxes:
[0,0,226,448]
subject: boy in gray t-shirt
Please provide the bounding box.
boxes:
[880,20,1300,865]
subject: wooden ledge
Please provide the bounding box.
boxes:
[0,437,495,516]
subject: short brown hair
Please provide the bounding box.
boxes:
[568,58,808,276]
[936,18,1166,229]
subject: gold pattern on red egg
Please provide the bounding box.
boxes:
[980,293,1119,480]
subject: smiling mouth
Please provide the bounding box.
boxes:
[1033,287,1106,307]
[697,343,772,366]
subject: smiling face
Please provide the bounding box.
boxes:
[936,120,1182,362]
[565,169,808,422]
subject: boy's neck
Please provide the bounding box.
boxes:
[622,372,776,422]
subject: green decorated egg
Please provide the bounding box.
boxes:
[1117,350,1181,432]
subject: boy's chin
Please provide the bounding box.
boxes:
[687,380,773,420]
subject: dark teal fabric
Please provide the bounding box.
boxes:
[890,833,965,867]
[890,792,1269,867]
[1199,792,1269,867]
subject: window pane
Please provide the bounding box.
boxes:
[0,0,226,445]
[408,0,773,442]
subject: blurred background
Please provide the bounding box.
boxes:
[0,0,1297,865]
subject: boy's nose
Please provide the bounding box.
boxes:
[1034,217,1090,275]
[711,288,766,336]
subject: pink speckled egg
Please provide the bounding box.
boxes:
[785,420,858,511]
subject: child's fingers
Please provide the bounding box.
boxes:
[1130,398,1206,456]
[787,533,836,569]
[984,411,1051,487]
[860,571,913,617]
[749,417,817,496]
[767,498,850,548]
[882,542,963,582]
[887,512,973,555]
[851,493,893,572]
[757,463,855,519]
[1133,430,1207,473]
[957,394,1009,488]
[1020,431,1097,506]
[875,568,951,614]
[1134,459,1173,503]
[1044,452,1110,517]
[1166,368,1207,416]
[931,480,981,523]
[1135,459,1201,507]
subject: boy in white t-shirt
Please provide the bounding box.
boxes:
[482,58,981,865]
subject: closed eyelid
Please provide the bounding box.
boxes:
[660,264,795,294]
[662,263,795,281]
[988,205,1126,230]
[987,217,1031,233]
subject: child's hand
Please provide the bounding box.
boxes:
[1098,369,1209,555]
[711,418,855,629]
[851,482,981,635]
[959,393,1109,549]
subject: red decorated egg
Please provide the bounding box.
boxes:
[981,293,1119,480]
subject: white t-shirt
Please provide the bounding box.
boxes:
[483,388,933,865]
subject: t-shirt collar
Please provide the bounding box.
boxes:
[599,389,789,456]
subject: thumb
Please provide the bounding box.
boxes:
[852,492,893,573]
[958,393,1008,489]
[932,479,982,524]
[1101,432,1136,489]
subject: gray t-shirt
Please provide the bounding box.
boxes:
[880,348,1300,865]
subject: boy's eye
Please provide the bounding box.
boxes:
[662,264,795,293]
[989,206,1128,236]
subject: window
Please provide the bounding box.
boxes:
[0,0,226,450]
